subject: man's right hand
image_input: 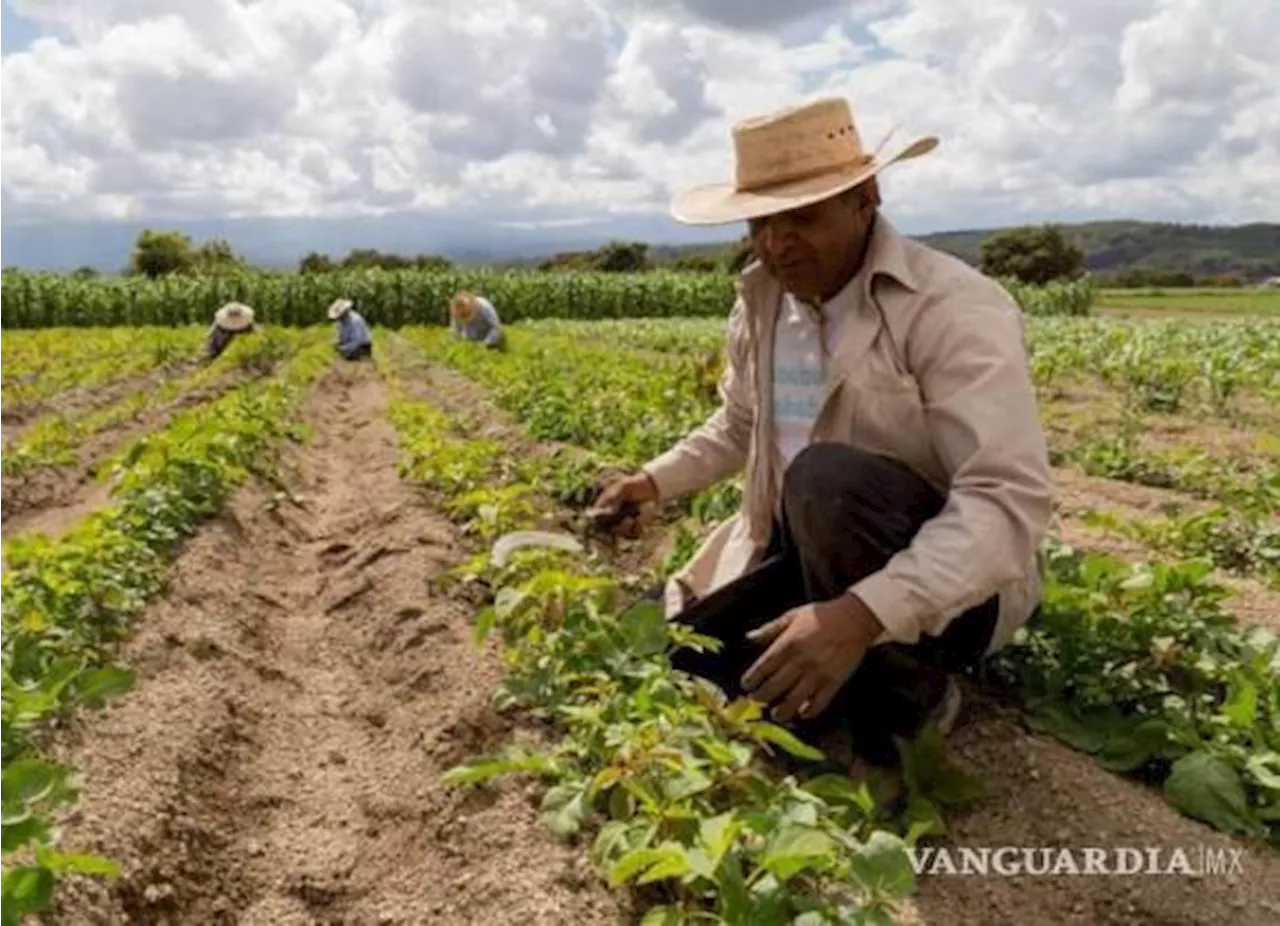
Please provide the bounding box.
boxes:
[589,472,659,536]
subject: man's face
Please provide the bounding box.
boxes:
[747,182,878,303]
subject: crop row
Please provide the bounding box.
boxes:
[399,330,1279,847]
[1,269,1092,330]
[2,329,307,479]
[1,326,208,416]
[0,333,332,922]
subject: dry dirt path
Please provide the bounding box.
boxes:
[50,361,625,926]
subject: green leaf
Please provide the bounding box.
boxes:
[608,844,690,887]
[641,906,685,926]
[1,814,46,854]
[1,866,55,913]
[440,752,554,787]
[618,599,670,656]
[40,851,121,878]
[701,809,742,870]
[1222,675,1258,729]
[663,766,712,802]
[896,726,986,806]
[1245,753,1280,792]
[2,759,64,810]
[1163,751,1264,839]
[541,782,590,837]
[494,586,528,620]
[801,774,876,817]
[473,606,496,645]
[849,831,916,899]
[899,796,947,843]
[758,824,837,881]
[1025,703,1107,754]
[74,666,136,708]
[1095,718,1172,773]
[752,722,825,761]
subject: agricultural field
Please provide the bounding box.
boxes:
[2,279,1279,926]
[1097,287,1280,318]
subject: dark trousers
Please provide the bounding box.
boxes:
[668,442,998,765]
[341,343,372,361]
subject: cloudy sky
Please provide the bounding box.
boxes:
[2,0,1277,264]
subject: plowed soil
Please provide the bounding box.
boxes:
[49,363,626,926]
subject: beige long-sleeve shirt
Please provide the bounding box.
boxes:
[642,215,1052,653]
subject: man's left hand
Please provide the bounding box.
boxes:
[741,594,883,723]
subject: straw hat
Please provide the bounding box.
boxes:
[449,291,478,322]
[327,298,353,320]
[214,302,255,331]
[670,97,938,226]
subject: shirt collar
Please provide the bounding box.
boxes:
[860,214,920,295]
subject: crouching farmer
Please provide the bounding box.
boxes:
[329,298,373,360]
[204,302,255,361]
[449,291,505,349]
[595,97,1051,778]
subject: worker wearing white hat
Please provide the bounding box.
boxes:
[328,298,373,360]
[204,302,255,360]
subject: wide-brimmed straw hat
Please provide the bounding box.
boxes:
[327,298,353,320]
[214,302,255,331]
[670,97,938,226]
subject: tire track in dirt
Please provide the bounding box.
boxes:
[51,362,626,926]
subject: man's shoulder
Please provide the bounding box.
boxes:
[897,235,1018,313]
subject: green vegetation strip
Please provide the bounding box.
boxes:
[1,326,207,414]
[1,269,1092,329]
[0,334,332,922]
[2,329,309,479]
[989,546,1280,846]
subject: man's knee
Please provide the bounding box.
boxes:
[781,442,942,539]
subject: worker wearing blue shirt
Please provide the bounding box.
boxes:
[328,298,372,360]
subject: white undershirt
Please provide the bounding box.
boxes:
[771,276,859,476]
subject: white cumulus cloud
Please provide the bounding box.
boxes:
[1,0,1276,230]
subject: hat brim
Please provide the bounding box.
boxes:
[670,135,938,226]
[328,302,352,320]
[215,306,255,331]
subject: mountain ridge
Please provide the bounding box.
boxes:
[3,216,1276,280]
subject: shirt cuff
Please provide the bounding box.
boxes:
[849,570,922,646]
[642,450,698,503]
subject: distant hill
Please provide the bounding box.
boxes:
[644,221,1280,281]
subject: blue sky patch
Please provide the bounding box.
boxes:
[2,1,42,56]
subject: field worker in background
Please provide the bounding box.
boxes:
[203,302,255,361]
[449,291,505,349]
[328,298,373,360]
[594,97,1052,783]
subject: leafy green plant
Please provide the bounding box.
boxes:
[988,541,1280,844]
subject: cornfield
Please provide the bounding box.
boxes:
[0,268,1094,328]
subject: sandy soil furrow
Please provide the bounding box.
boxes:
[50,362,625,926]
